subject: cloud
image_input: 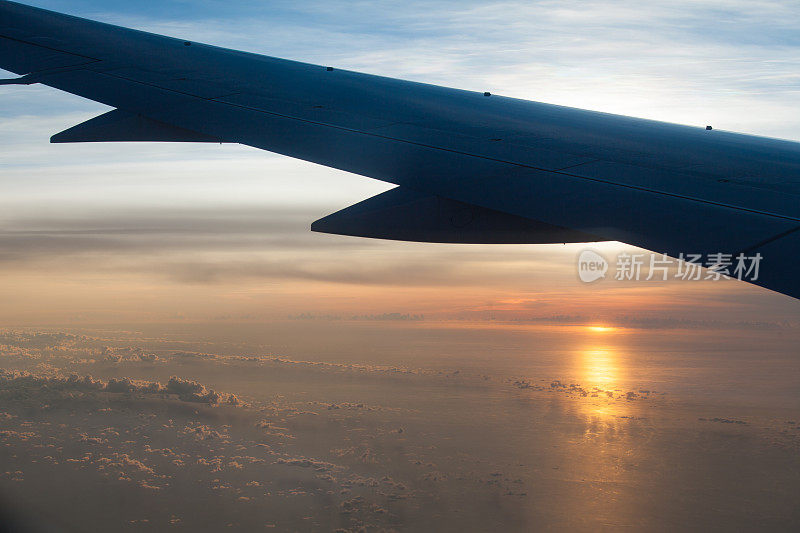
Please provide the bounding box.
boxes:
[0,370,239,405]
[0,203,592,287]
[13,0,800,137]
[0,206,328,259]
[276,457,336,471]
[165,376,221,403]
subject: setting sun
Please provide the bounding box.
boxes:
[587,326,617,333]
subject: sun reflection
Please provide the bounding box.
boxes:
[581,349,618,388]
[574,345,632,422]
[564,338,640,521]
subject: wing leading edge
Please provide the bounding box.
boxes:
[2,0,800,298]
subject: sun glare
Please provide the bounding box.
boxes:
[587,325,616,333]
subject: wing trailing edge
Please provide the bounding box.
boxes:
[311,187,602,244]
[50,109,223,143]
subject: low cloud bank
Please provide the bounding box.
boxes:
[0,371,240,406]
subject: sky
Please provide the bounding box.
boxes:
[2,0,800,326]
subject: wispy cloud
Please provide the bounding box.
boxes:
[25,0,800,135]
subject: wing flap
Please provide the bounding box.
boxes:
[50,108,223,143]
[311,187,601,244]
[743,229,800,299]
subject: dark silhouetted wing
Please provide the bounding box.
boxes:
[2,0,800,297]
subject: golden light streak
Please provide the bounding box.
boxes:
[580,348,619,389]
[587,325,617,333]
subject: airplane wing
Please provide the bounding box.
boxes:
[2,0,800,298]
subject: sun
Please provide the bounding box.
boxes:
[587,325,617,333]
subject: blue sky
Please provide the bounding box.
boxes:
[2,0,800,324]
[9,0,800,132]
